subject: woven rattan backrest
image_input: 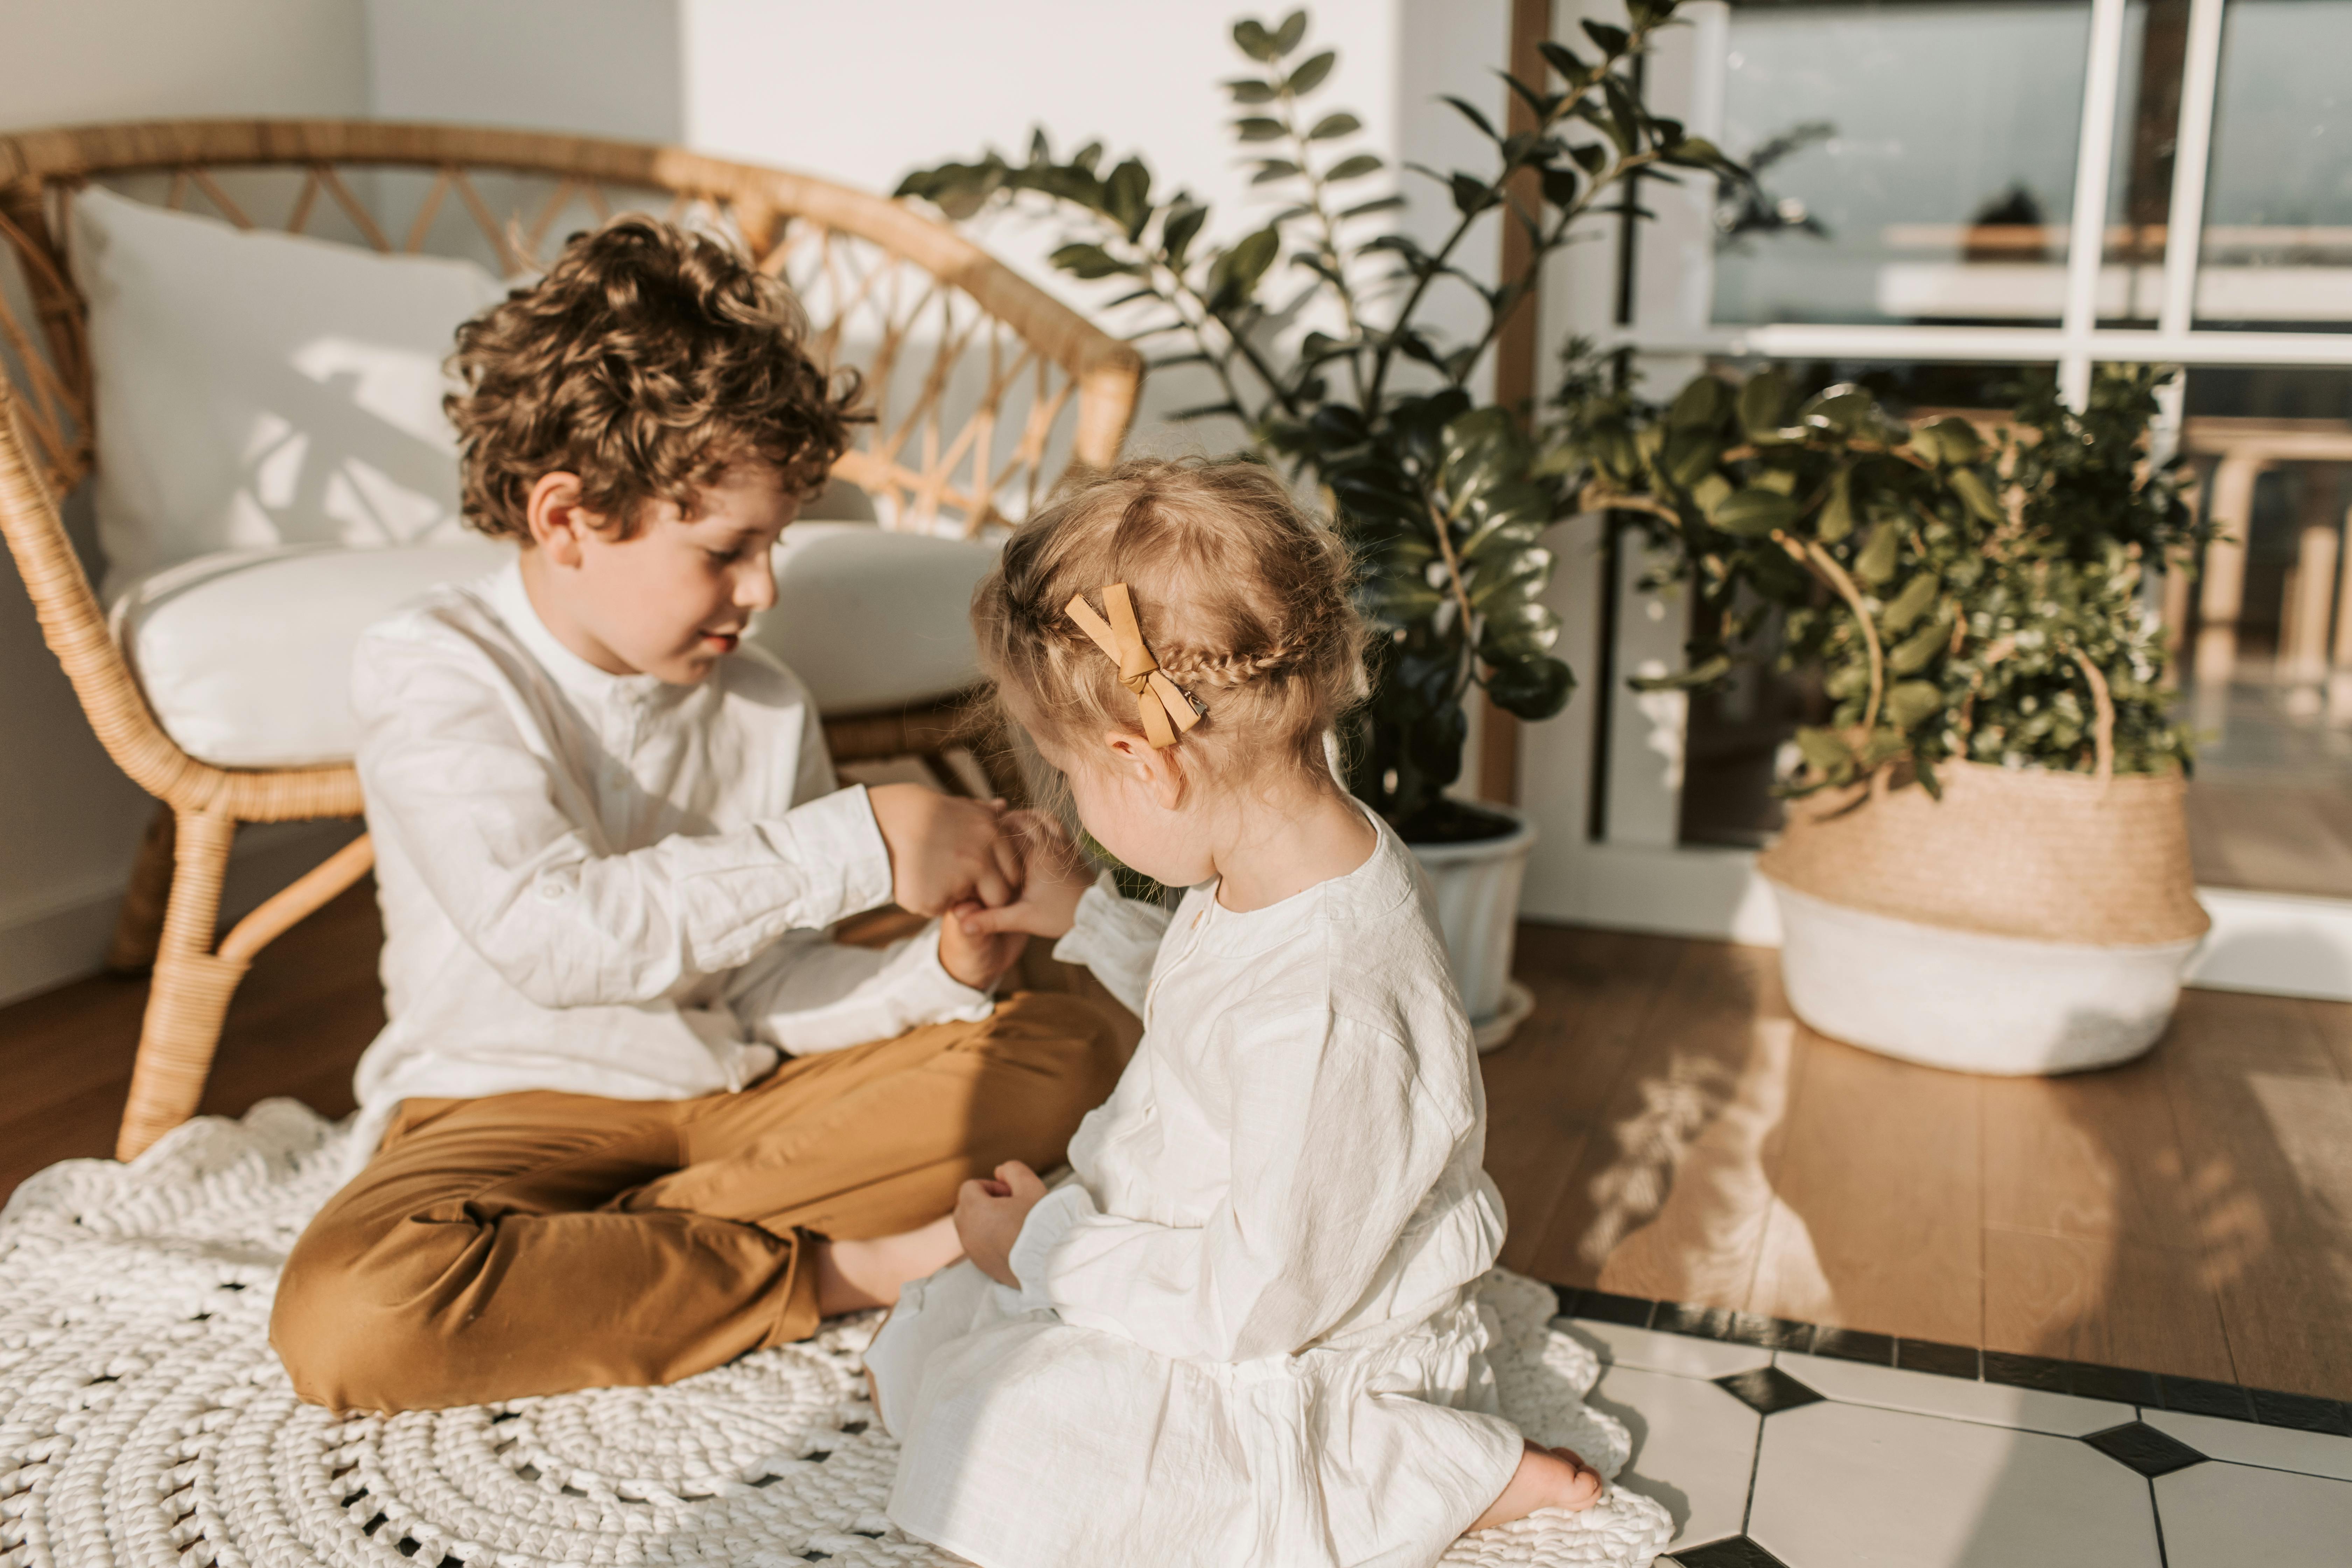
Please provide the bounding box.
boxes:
[0,119,1141,537]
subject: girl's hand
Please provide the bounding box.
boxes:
[955,811,1090,943]
[938,898,1027,991]
[954,1160,1048,1288]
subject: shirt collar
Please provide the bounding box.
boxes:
[487,559,675,706]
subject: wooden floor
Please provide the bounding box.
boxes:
[5,893,2349,1400]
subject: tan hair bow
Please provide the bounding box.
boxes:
[1065,583,1202,749]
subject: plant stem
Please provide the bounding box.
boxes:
[1424,490,1482,700]
[1277,93,1371,408]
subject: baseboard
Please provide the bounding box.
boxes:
[0,820,365,1008]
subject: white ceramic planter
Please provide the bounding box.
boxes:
[1409,807,1538,1052]
[1768,878,2204,1074]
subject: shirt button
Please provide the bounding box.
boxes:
[538,881,567,902]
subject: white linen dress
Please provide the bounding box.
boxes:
[867,816,1524,1568]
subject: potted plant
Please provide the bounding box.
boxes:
[898,2,1745,1044]
[1552,358,2214,1073]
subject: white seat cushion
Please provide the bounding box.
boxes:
[111,524,1000,769]
[70,186,509,601]
[110,541,510,768]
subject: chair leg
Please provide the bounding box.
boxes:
[105,802,176,974]
[117,811,248,1162]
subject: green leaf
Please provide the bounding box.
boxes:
[1913,414,1983,465]
[1667,373,1732,430]
[1105,158,1152,240]
[1661,426,1721,489]
[1715,487,1797,538]
[1486,654,1576,719]
[1537,41,1588,80]
[1800,387,1875,435]
[1880,570,1940,635]
[1308,112,1361,139]
[1251,160,1303,184]
[1479,598,1563,659]
[1225,78,1279,104]
[1234,18,1279,60]
[1886,680,1944,729]
[1449,172,1498,215]
[1855,520,1901,585]
[1888,619,1948,674]
[1162,201,1209,269]
[1441,95,1498,139]
[1581,19,1631,56]
[1816,466,1856,542]
[1949,467,2004,524]
[1272,9,1308,54]
[1539,165,1581,208]
[1286,49,1336,93]
[1326,153,1384,181]
[1049,242,1136,280]
[1794,726,1852,775]
[1339,194,1406,218]
[1235,115,1287,142]
[1206,224,1282,309]
[1737,366,1792,440]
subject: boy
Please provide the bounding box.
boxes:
[268,216,1121,1414]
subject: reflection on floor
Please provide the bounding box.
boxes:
[2184,668,2352,899]
[1485,924,2352,1406]
[1560,1292,2352,1567]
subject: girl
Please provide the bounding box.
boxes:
[863,458,1602,1568]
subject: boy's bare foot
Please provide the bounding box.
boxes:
[812,1214,964,1315]
[1465,1441,1606,1533]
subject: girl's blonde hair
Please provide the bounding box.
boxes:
[974,456,1370,777]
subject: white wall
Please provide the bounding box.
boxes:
[368,0,1512,441]
[0,0,371,1004]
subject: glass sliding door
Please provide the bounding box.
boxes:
[1522,0,2352,999]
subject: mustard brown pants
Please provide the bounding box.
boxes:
[270,991,1121,1414]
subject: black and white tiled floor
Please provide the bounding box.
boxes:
[1551,1288,2352,1567]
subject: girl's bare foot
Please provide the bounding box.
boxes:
[812,1214,963,1315]
[1465,1441,1606,1533]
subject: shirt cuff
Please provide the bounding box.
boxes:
[899,922,1000,1025]
[1010,1182,1097,1309]
[760,783,895,927]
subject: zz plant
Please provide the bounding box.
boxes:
[898,3,1744,839]
[1549,358,2204,797]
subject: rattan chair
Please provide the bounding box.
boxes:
[0,119,1141,1162]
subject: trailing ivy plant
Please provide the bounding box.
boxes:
[1547,357,2205,797]
[897,3,1745,840]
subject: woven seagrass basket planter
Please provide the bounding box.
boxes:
[1758,760,2210,1074]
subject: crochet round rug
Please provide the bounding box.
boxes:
[0,1101,1673,1568]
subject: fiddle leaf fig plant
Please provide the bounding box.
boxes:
[898,2,1748,839]
[1547,356,2205,797]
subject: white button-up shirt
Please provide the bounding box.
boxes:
[342,561,993,1174]
[874,819,1518,1568]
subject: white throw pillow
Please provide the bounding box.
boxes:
[71,185,508,601]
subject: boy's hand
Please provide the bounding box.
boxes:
[937,898,1027,991]
[955,810,1091,943]
[867,784,1023,916]
[955,1160,1048,1288]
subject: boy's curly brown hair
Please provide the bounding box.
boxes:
[446,215,861,540]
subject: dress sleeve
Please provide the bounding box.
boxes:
[1006,1006,1463,1363]
[726,922,995,1055]
[354,633,892,1009]
[1049,873,1173,1017]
